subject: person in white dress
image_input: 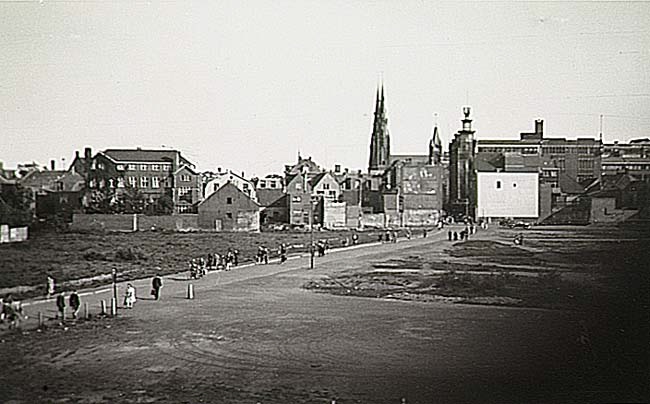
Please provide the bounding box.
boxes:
[124,283,136,309]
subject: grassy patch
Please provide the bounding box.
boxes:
[0,228,387,299]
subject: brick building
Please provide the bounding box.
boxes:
[80,147,201,213]
[198,182,260,231]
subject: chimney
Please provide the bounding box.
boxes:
[217,167,222,173]
[241,171,245,178]
[75,151,80,159]
[50,160,56,171]
[334,164,341,173]
[535,119,544,137]
[84,147,92,160]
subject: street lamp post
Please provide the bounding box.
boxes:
[111,268,118,315]
[309,199,315,269]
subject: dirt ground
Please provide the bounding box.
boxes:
[0,229,386,299]
[1,225,648,404]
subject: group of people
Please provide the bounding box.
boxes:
[189,249,241,279]
[257,245,271,264]
[0,295,25,329]
[447,224,477,242]
[43,273,164,321]
[379,231,398,243]
[54,290,81,320]
[315,240,328,257]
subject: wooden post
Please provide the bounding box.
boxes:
[187,283,194,299]
[38,311,43,327]
[100,299,106,315]
[110,298,117,316]
[84,302,89,319]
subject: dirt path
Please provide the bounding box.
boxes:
[1,227,646,404]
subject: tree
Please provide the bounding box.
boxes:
[122,186,145,214]
[154,194,174,215]
[0,184,33,226]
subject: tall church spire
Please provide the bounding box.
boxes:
[368,84,390,173]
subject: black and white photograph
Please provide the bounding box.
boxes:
[1,1,649,403]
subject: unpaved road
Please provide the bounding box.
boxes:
[1,228,647,404]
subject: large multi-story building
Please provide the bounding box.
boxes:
[602,138,650,180]
[80,147,202,213]
[477,120,602,184]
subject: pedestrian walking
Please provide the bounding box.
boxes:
[233,249,239,266]
[447,230,452,241]
[124,283,136,309]
[352,233,359,245]
[453,231,458,241]
[261,246,269,264]
[423,229,428,238]
[46,275,55,298]
[56,292,66,319]
[279,243,287,264]
[151,275,163,300]
[69,290,81,319]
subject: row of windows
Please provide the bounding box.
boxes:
[477,146,600,156]
[544,146,599,155]
[258,180,280,189]
[116,164,173,172]
[603,164,650,171]
[126,176,166,189]
[578,159,595,170]
[178,187,193,196]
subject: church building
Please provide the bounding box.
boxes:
[363,85,447,226]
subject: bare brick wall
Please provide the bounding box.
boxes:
[71,214,198,232]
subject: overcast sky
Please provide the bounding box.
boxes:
[1,1,649,177]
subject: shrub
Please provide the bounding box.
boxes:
[83,249,108,261]
[115,247,146,261]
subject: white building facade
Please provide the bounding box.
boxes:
[476,172,539,219]
[203,170,257,202]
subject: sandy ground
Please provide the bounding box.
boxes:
[1,226,648,404]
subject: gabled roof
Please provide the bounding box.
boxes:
[309,172,328,187]
[199,182,260,208]
[173,164,199,176]
[19,170,66,187]
[558,172,586,195]
[256,189,286,207]
[475,159,499,172]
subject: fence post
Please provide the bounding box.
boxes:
[110,298,117,316]
[38,312,43,328]
[84,302,89,319]
[187,284,194,299]
[100,300,106,315]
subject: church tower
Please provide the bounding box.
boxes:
[449,106,477,218]
[428,117,442,165]
[368,84,390,174]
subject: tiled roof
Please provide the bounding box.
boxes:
[103,149,192,166]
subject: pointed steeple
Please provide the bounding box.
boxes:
[429,114,443,165]
[368,83,391,173]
